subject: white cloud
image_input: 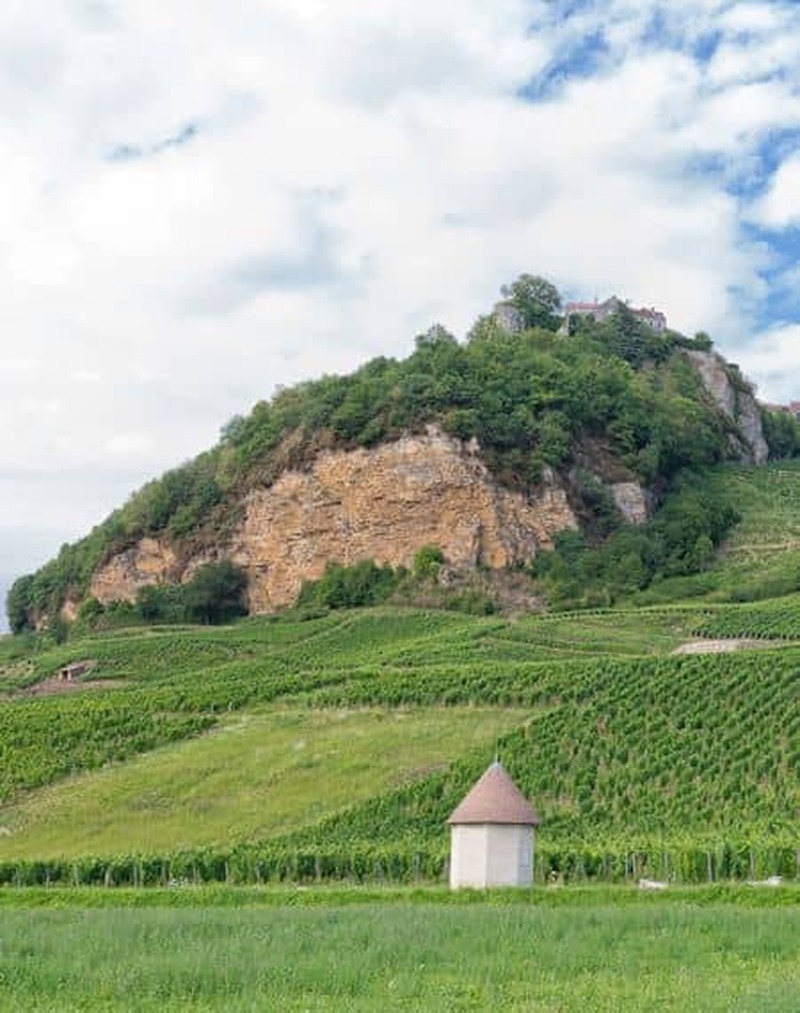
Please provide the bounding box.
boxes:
[735,323,800,403]
[4,0,800,609]
[718,1,788,35]
[751,153,800,228]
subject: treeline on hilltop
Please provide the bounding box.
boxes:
[8,275,800,633]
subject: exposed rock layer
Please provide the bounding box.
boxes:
[90,430,579,612]
[89,538,179,605]
[610,482,651,525]
[684,350,768,464]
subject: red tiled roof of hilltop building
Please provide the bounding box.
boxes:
[564,301,599,311]
[448,761,540,826]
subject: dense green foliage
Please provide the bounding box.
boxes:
[77,562,249,630]
[500,272,562,330]
[533,471,741,605]
[182,561,248,624]
[7,274,757,630]
[762,407,800,459]
[297,560,404,610]
[295,548,462,611]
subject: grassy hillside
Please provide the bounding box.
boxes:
[0,706,524,859]
[628,460,800,605]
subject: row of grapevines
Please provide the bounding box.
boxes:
[296,648,799,851]
[1,837,796,887]
[691,595,800,640]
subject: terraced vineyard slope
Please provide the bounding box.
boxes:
[0,575,797,885]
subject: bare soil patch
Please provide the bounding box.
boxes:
[672,638,780,655]
[22,678,126,697]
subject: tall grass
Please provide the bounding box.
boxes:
[0,901,797,1011]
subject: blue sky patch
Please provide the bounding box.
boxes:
[519,29,610,101]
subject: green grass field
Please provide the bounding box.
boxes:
[0,889,798,1011]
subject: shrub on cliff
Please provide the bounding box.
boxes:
[297,560,402,610]
[413,545,445,580]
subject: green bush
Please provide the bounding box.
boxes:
[297,560,403,610]
[762,408,800,460]
[183,561,248,625]
[413,546,445,580]
[533,471,740,605]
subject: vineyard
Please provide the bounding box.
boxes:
[630,460,800,605]
[0,595,798,886]
[690,595,800,640]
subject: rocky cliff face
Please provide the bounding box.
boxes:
[89,429,578,613]
[610,482,651,525]
[684,350,768,464]
[89,538,181,605]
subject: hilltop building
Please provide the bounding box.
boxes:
[763,401,800,421]
[447,760,540,889]
[562,296,667,332]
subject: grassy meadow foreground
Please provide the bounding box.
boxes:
[1,887,798,1011]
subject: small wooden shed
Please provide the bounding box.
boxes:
[447,761,540,889]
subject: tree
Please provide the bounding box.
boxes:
[500,274,562,331]
[6,574,34,634]
[692,331,713,350]
[136,583,188,624]
[75,596,104,628]
[762,409,800,460]
[184,561,248,624]
[297,559,400,610]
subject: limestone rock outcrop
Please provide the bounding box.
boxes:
[684,350,768,464]
[610,482,651,525]
[89,537,179,604]
[89,429,579,613]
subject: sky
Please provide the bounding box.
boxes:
[3,0,800,627]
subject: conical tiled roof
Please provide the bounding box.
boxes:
[447,761,540,826]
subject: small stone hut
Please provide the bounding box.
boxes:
[447,761,540,889]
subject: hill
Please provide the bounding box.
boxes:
[8,275,798,632]
[1,458,798,887]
